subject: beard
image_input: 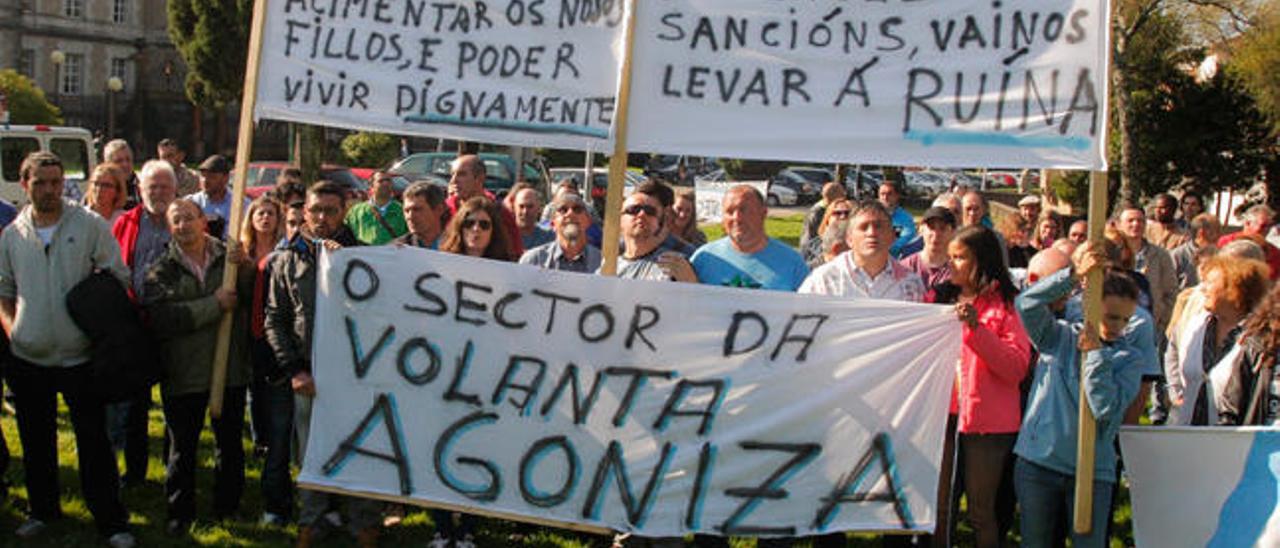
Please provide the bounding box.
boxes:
[31,193,62,214]
[561,222,582,244]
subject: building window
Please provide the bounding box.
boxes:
[18,50,35,79]
[110,58,128,82]
[112,0,128,24]
[63,0,84,18]
[61,54,83,95]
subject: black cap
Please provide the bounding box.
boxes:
[922,206,956,227]
[198,154,231,173]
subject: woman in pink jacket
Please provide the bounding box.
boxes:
[949,225,1033,548]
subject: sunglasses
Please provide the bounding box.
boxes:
[557,204,586,215]
[830,210,851,219]
[622,204,659,217]
[462,218,492,231]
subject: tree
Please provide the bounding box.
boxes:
[340,132,400,169]
[1126,69,1273,199]
[167,0,252,150]
[1109,0,1259,199]
[1227,5,1280,131]
[0,70,62,125]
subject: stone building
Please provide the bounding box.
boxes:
[0,0,218,158]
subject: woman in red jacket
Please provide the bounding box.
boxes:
[949,225,1032,548]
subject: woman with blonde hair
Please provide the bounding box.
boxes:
[801,197,852,266]
[83,163,128,223]
[1165,255,1271,425]
[234,195,293,524]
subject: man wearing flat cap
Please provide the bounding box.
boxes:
[189,155,250,240]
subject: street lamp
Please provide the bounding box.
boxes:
[49,50,65,99]
[106,76,123,138]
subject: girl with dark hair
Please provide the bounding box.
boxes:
[948,225,1032,548]
[440,196,515,262]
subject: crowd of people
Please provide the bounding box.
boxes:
[0,143,1277,548]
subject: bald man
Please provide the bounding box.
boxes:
[445,154,524,257]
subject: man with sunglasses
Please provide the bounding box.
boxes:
[691,185,808,291]
[265,182,378,547]
[609,183,697,282]
[520,193,601,273]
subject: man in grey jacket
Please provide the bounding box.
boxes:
[0,151,136,547]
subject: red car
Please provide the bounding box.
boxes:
[243,162,370,201]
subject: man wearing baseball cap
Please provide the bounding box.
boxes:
[189,155,249,240]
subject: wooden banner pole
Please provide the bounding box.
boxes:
[1073,169,1108,533]
[210,0,269,417]
[598,0,638,276]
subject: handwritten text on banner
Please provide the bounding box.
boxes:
[300,247,961,536]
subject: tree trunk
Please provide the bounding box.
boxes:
[296,124,324,186]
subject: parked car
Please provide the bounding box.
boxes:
[1,125,95,207]
[844,168,884,198]
[390,152,544,197]
[902,170,950,196]
[243,162,369,201]
[696,169,795,206]
[769,168,822,204]
[548,167,646,200]
[644,155,719,185]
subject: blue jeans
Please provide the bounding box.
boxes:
[1013,457,1113,548]
[259,379,295,516]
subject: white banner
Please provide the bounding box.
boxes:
[301,246,961,537]
[627,0,1110,169]
[254,1,1110,170]
[255,1,625,150]
[1119,427,1280,548]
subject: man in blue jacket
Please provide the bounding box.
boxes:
[1014,243,1145,548]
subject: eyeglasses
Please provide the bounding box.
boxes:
[306,205,341,215]
[462,218,492,231]
[556,204,586,215]
[622,204,658,217]
[830,210,851,219]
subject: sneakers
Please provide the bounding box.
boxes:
[428,533,451,548]
[14,518,47,538]
[455,534,477,548]
[107,532,138,548]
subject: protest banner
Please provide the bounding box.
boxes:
[1119,427,1280,547]
[299,246,961,536]
[693,180,768,223]
[253,1,1110,170]
[255,1,626,151]
[627,0,1111,170]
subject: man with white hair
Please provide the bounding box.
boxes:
[108,159,178,486]
[1217,204,1280,280]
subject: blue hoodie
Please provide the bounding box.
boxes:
[1014,268,1145,481]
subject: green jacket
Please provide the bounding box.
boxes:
[143,237,252,397]
[344,200,407,245]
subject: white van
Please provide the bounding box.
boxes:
[0,125,96,207]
